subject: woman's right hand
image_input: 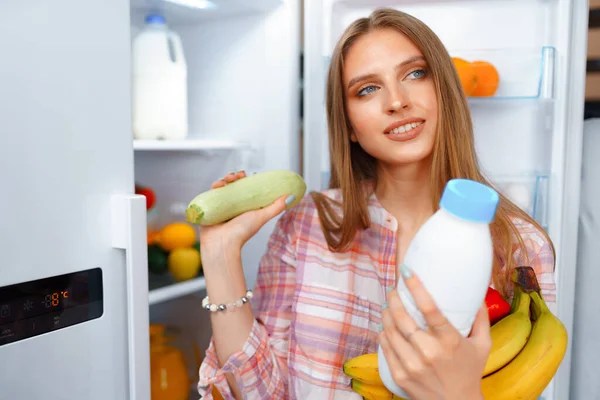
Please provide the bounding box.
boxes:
[198,170,294,265]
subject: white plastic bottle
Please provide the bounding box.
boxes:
[132,14,188,140]
[378,178,500,398]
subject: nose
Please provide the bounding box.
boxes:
[385,86,409,114]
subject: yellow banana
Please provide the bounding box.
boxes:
[481,290,568,400]
[350,379,410,399]
[483,286,532,376]
[343,353,384,385]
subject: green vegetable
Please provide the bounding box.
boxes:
[185,170,306,226]
[192,240,200,253]
[147,244,168,274]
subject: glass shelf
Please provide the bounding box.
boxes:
[133,138,248,152]
[453,46,556,101]
[148,271,206,305]
[490,173,549,231]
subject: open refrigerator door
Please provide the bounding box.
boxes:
[128,0,300,398]
[302,1,588,399]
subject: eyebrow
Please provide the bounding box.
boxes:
[346,55,426,90]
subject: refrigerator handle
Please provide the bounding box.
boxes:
[111,194,150,400]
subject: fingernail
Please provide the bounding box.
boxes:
[285,195,296,205]
[382,301,388,310]
[378,324,383,332]
[386,286,394,294]
[400,263,412,279]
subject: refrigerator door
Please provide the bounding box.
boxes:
[303,0,332,192]
[551,1,589,399]
[0,1,149,399]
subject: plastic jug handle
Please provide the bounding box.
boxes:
[166,31,185,65]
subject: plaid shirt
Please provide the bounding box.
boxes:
[197,188,556,399]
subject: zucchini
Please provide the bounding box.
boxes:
[185,170,306,226]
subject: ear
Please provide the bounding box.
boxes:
[350,131,358,142]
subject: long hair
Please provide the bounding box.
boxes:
[310,8,555,296]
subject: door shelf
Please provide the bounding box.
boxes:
[134,138,248,152]
[148,273,206,305]
[454,46,556,102]
[490,173,549,231]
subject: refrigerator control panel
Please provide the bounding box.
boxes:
[0,268,103,346]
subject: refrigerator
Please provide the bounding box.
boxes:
[0,0,588,400]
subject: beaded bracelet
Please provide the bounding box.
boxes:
[202,289,253,312]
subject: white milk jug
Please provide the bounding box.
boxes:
[378,178,500,398]
[132,14,188,140]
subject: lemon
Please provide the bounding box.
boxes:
[168,248,201,282]
[159,222,196,252]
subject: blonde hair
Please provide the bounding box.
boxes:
[310,7,555,296]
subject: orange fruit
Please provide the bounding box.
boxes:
[158,222,197,251]
[452,57,478,96]
[147,230,161,245]
[471,60,500,97]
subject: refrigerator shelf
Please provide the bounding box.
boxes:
[130,0,283,24]
[452,46,556,101]
[148,274,206,305]
[133,139,248,152]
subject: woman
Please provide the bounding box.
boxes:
[196,8,556,400]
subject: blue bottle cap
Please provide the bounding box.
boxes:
[145,14,166,25]
[439,179,500,223]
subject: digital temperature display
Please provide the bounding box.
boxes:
[41,291,69,308]
[0,268,103,346]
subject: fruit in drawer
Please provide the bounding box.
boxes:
[135,184,156,210]
[452,57,477,96]
[148,244,169,274]
[158,222,197,251]
[470,60,499,97]
[168,247,201,282]
[147,230,161,245]
[452,57,500,97]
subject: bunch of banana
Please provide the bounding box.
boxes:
[342,354,400,399]
[480,267,568,399]
[350,378,406,400]
[482,283,532,376]
[343,266,568,400]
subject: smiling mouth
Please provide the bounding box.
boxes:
[384,120,424,135]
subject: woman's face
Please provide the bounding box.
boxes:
[343,28,438,169]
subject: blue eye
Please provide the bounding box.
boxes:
[408,69,427,79]
[357,85,378,97]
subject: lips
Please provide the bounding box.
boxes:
[384,118,426,142]
[384,118,425,135]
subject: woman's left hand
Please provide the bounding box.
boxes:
[379,266,491,400]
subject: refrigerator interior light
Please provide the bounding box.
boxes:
[163,0,215,9]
